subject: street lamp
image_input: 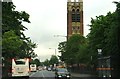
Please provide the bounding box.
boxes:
[54,35,67,38]
[97,49,102,56]
[97,49,103,77]
[54,35,67,40]
[49,48,57,56]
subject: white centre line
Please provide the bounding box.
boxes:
[29,72,36,77]
[42,71,46,79]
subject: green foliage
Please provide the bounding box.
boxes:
[2,2,30,34]
[58,41,67,61]
[2,2,37,59]
[3,30,22,50]
[2,30,23,58]
[49,55,59,65]
[87,1,120,66]
[43,59,50,66]
[108,2,120,55]
[30,59,42,67]
[59,34,88,65]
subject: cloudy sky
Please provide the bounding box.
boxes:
[12,0,119,62]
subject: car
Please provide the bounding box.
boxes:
[47,67,52,71]
[55,68,71,79]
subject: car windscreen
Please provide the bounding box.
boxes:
[15,61,25,65]
[57,68,68,72]
[31,65,35,67]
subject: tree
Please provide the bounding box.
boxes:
[2,2,30,35]
[2,2,37,77]
[49,55,59,65]
[2,2,37,59]
[2,30,23,59]
[43,59,50,66]
[64,34,87,64]
[107,2,120,55]
[87,1,120,67]
[58,41,67,61]
[30,58,42,67]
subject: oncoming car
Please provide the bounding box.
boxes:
[55,68,71,79]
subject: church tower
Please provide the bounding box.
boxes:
[67,0,83,39]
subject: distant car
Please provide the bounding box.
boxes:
[47,67,51,71]
[55,68,71,79]
[37,66,43,71]
[52,67,56,71]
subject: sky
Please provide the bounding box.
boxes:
[12,0,119,62]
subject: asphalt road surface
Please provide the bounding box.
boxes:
[29,70,95,79]
[29,70,55,79]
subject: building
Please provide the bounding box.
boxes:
[67,0,83,39]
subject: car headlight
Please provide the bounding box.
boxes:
[58,75,62,77]
[103,75,106,77]
[67,75,70,77]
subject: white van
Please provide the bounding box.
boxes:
[12,58,30,78]
[30,64,37,72]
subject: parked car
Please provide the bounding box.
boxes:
[47,67,52,71]
[55,68,71,79]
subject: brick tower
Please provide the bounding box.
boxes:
[67,0,83,39]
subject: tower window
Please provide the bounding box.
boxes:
[72,9,75,12]
[72,13,80,22]
[72,14,76,22]
[76,9,79,12]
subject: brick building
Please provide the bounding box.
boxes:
[67,0,83,39]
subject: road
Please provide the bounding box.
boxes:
[29,70,95,79]
[29,70,55,79]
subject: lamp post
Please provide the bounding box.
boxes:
[49,48,57,56]
[54,35,67,41]
[97,49,103,77]
[97,49,102,57]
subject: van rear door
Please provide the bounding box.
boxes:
[12,59,29,77]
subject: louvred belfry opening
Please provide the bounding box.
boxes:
[67,0,84,39]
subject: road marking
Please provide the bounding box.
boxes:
[42,72,46,79]
[29,72,36,77]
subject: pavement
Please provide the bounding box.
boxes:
[71,72,96,77]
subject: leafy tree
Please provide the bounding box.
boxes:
[2,2,37,59]
[107,2,120,55]
[43,59,50,66]
[49,55,59,65]
[2,30,23,58]
[30,58,41,67]
[2,2,37,77]
[87,1,120,67]
[64,34,87,64]
[58,41,67,61]
[76,42,89,64]
[2,2,30,35]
